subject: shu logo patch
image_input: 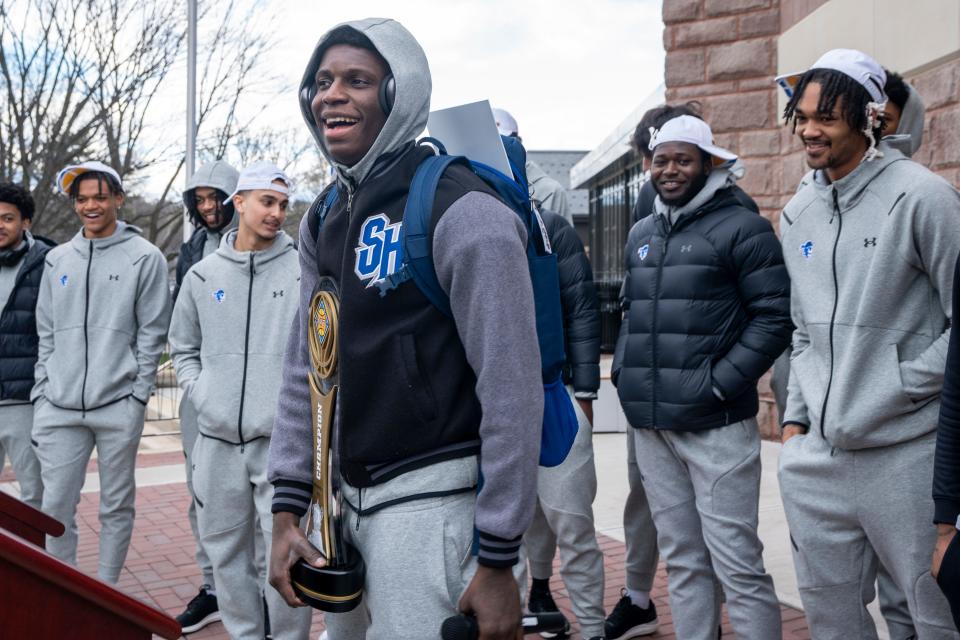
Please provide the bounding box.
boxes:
[638,244,649,261]
[864,237,877,247]
[800,241,814,259]
[355,213,403,288]
[273,290,284,298]
[213,288,225,303]
[59,274,68,287]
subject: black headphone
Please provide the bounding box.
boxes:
[378,74,395,116]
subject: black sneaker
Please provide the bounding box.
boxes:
[528,586,570,639]
[176,586,221,634]
[604,589,658,639]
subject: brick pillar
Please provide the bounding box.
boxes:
[663,0,785,439]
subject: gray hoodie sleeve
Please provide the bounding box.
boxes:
[433,191,543,568]
[132,249,173,403]
[30,258,55,401]
[896,185,960,399]
[268,213,317,516]
[168,272,202,397]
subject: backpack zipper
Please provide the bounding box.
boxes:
[819,189,843,438]
[236,253,255,451]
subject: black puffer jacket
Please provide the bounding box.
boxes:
[173,229,208,302]
[0,237,54,401]
[632,177,759,223]
[613,188,791,431]
[541,209,600,395]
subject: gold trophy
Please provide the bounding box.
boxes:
[291,288,364,612]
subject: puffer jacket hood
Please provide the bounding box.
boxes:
[882,83,926,157]
[182,161,239,231]
[298,17,431,189]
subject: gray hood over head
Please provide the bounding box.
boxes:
[299,18,431,188]
[882,83,926,157]
[182,160,239,230]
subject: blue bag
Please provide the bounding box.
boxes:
[313,137,579,467]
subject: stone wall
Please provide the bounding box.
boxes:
[661,0,960,439]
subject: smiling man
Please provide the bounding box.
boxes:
[32,161,171,583]
[266,17,542,640]
[776,49,960,638]
[169,162,311,639]
[612,115,790,640]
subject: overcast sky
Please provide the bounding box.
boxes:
[267,0,665,152]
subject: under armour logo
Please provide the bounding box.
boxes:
[680,244,693,253]
[108,274,120,281]
[864,237,877,247]
[273,290,284,298]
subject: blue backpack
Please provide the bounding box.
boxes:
[313,136,578,467]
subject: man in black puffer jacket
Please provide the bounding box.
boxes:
[0,183,52,509]
[612,115,791,640]
[523,209,608,639]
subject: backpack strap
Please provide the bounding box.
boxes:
[374,154,469,316]
[308,184,340,240]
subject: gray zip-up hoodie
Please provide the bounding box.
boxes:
[169,229,299,444]
[781,142,960,449]
[269,18,542,562]
[33,221,171,410]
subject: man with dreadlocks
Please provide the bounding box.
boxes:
[776,49,960,638]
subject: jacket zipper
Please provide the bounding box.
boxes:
[80,241,93,417]
[819,190,843,438]
[236,254,255,451]
[651,221,670,429]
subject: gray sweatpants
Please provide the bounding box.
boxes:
[0,402,42,508]
[525,392,606,637]
[623,425,660,592]
[779,429,959,639]
[192,435,312,640]
[324,457,525,640]
[633,418,781,640]
[179,394,214,587]
[32,396,144,583]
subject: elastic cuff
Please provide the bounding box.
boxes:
[934,498,960,525]
[476,531,522,568]
[573,391,598,400]
[271,480,313,517]
[780,421,809,433]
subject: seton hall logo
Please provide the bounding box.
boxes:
[800,241,814,259]
[355,214,403,287]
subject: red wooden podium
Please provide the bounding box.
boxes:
[0,493,181,639]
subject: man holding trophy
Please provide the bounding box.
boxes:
[267,17,544,640]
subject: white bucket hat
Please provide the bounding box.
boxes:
[57,161,123,195]
[648,115,738,167]
[775,48,887,103]
[225,161,293,204]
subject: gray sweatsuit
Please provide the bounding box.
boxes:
[32,221,170,583]
[780,141,960,639]
[178,161,241,590]
[170,229,311,639]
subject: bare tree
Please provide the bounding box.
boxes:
[0,0,283,248]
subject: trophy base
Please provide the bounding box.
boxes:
[291,543,365,612]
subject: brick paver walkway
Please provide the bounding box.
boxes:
[63,452,811,639]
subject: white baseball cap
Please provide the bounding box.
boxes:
[775,48,887,103]
[648,115,738,166]
[57,161,123,195]
[492,107,519,137]
[224,161,293,204]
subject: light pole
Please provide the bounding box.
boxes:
[184,0,197,242]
